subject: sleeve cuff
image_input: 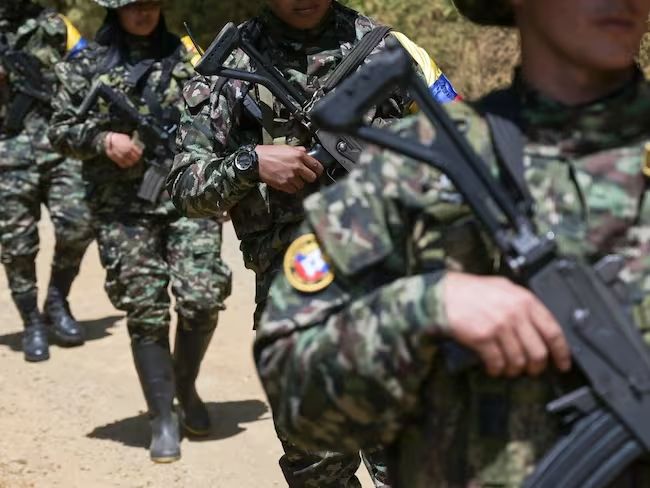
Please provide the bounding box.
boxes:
[424,270,451,335]
[93,131,109,156]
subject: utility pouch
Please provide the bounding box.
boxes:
[137,162,168,203]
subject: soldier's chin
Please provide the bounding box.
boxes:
[130,23,158,37]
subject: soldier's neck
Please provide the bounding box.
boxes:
[520,46,636,106]
[124,33,157,63]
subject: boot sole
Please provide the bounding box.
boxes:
[181,421,211,438]
[24,352,50,362]
[151,455,181,464]
[50,330,85,347]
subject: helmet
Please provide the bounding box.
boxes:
[452,0,515,26]
[93,0,159,9]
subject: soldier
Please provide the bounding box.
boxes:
[0,0,93,362]
[49,0,231,463]
[167,0,458,485]
[256,0,650,486]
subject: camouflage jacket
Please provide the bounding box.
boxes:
[256,72,650,487]
[0,5,85,137]
[167,2,417,310]
[49,35,194,217]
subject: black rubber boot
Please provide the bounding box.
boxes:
[131,339,181,463]
[174,315,217,437]
[44,268,84,346]
[15,291,50,362]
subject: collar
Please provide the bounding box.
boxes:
[124,33,157,64]
[515,68,650,155]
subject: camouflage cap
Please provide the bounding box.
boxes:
[452,0,515,26]
[93,0,160,8]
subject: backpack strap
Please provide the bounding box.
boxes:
[323,25,392,92]
[476,88,534,215]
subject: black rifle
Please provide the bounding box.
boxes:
[76,82,178,203]
[0,34,51,134]
[311,42,650,488]
[192,22,365,182]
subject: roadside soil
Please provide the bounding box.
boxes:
[0,215,372,488]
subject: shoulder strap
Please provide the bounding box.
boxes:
[476,88,534,214]
[323,25,392,92]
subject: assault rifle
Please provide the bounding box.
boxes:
[192,22,364,182]
[0,35,51,133]
[76,82,178,203]
[311,41,650,488]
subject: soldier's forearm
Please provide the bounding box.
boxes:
[169,151,257,217]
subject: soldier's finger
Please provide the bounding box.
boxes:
[530,300,571,372]
[302,153,324,176]
[290,174,306,190]
[496,325,527,377]
[514,318,549,376]
[478,341,506,377]
[282,181,301,194]
[296,163,318,183]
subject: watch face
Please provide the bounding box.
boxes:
[236,151,253,171]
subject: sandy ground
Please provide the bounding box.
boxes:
[0,215,373,488]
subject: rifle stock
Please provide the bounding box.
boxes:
[311,42,650,487]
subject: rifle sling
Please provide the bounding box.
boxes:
[475,88,535,216]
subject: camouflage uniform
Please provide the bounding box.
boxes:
[256,7,650,488]
[0,0,93,361]
[49,2,231,462]
[166,1,440,484]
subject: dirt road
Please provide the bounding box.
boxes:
[0,217,373,488]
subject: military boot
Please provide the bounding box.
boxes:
[15,290,49,362]
[44,268,84,346]
[174,315,217,436]
[131,339,181,463]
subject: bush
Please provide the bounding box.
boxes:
[43,0,648,100]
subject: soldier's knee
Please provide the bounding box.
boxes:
[128,321,170,345]
[178,308,220,332]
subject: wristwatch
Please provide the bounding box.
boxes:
[234,144,259,177]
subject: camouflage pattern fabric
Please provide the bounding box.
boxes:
[49,32,231,341]
[256,71,650,487]
[168,2,411,486]
[95,214,230,341]
[93,0,156,9]
[167,1,416,326]
[0,5,92,302]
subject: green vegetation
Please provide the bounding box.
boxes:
[43,0,649,99]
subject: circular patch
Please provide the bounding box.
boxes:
[284,233,335,293]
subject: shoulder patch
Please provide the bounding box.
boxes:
[284,234,335,293]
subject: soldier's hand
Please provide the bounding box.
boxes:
[443,272,572,378]
[105,132,143,169]
[257,145,324,193]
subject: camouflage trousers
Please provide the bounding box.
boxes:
[258,324,390,487]
[276,423,391,488]
[0,130,92,301]
[94,214,231,342]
